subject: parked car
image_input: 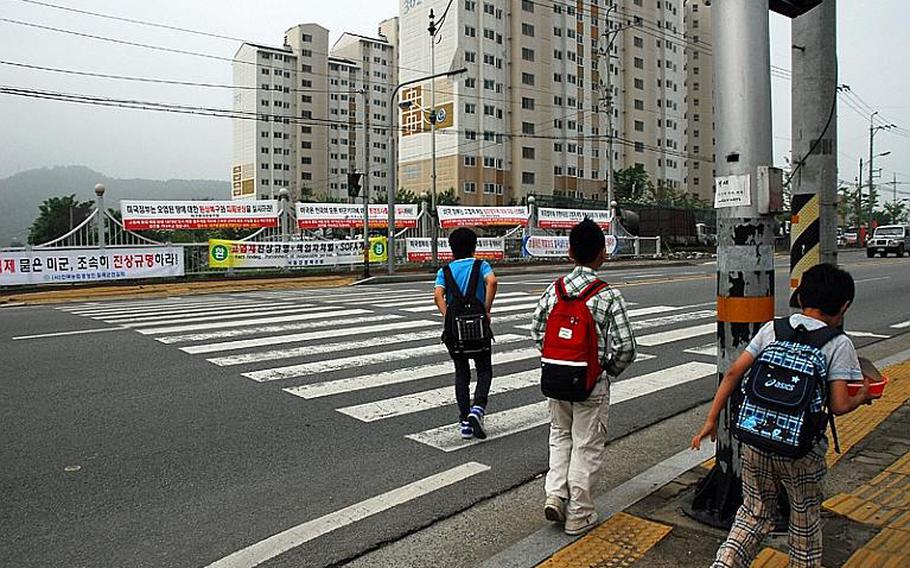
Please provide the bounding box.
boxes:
[843,230,858,247]
[866,225,910,257]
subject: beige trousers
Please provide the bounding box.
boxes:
[544,379,610,521]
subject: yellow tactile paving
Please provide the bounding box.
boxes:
[749,547,790,568]
[536,513,672,568]
[885,452,910,476]
[826,361,910,466]
[842,548,909,568]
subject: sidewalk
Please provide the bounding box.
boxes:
[497,352,910,568]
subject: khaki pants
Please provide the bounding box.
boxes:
[544,379,610,522]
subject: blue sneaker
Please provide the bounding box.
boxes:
[468,406,486,439]
[460,421,473,440]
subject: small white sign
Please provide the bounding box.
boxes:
[714,174,752,209]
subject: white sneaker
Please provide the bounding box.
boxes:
[564,512,599,536]
[544,496,566,523]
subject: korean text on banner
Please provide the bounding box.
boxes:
[436,206,528,228]
[406,238,505,262]
[523,235,617,258]
[295,203,418,229]
[0,247,184,286]
[121,200,279,231]
[537,207,613,230]
[208,239,387,269]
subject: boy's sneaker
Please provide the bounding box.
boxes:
[564,512,599,536]
[544,496,566,523]
[467,406,486,439]
[460,421,473,440]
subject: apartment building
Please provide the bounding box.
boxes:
[397,0,707,205]
[683,0,716,202]
[232,20,398,201]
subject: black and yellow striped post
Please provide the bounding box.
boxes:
[789,193,821,308]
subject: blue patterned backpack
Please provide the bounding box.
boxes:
[731,318,841,458]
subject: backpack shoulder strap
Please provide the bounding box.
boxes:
[578,279,609,302]
[442,264,466,303]
[773,317,796,342]
[464,259,483,303]
[802,325,843,349]
[554,277,571,302]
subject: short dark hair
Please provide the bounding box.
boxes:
[797,263,855,316]
[569,218,606,264]
[448,227,477,259]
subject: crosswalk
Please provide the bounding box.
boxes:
[58,285,841,456]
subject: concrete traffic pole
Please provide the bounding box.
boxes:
[789,0,838,308]
[687,0,777,529]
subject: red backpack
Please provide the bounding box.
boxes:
[540,278,609,401]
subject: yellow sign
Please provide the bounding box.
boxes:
[369,236,388,263]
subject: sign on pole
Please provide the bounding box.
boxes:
[0,247,184,285]
[121,200,279,230]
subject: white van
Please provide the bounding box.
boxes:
[866,225,910,257]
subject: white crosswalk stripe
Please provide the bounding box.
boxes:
[181,319,437,354]
[97,303,313,323]
[69,299,254,317]
[373,292,532,309]
[156,314,402,344]
[135,308,371,335]
[636,323,716,346]
[406,362,717,451]
[207,330,442,366]
[243,334,528,382]
[120,305,339,328]
[514,308,715,332]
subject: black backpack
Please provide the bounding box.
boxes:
[441,259,492,356]
[731,318,842,459]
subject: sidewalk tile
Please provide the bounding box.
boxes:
[536,513,671,568]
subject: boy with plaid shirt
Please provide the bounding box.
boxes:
[692,264,882,567]
[531,219,637,536]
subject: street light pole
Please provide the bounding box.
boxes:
[385,67,468,275]
[360,87,371,279]
[428,8,439,267]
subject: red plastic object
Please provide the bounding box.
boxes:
[846,375,889,397]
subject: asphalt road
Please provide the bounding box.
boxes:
[1,249,907,568]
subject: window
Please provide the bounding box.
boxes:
[521,47,535,62]
[522,0,534,12]
[465,51,476,63]
[464,155,476,166]
[465,103,476,114]
[484,54,495,65]
[484,28,495,40]
[302,33,312,42]
[522,23,535,37]
[465,25,476,37]
[465,0,475,10]
[634,141,644,152]
[483,156,496,168]
[521,97,535,110]
[465,130,477,140]
[554,73,562,82]
[484,2,494,15]
[261,147,269,154]
[554,50,562,60]
[521,72,535,86]
[465,77,476,88]
[483,104,495,116]
[522,172,535,184]
[522,122,535,134]
[483,79,495,90]
[554,166,563,175]
[634,57,644,69]
[634,120,644,132]
[634,78,644,90]
[464,182,476,193]
[522,147,535,159]
[634,99,644,110]
[634,36,644,48]
[483,182,496,194]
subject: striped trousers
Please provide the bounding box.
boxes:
[712,445,827,568]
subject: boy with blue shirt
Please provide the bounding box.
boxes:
[434,228,499,439]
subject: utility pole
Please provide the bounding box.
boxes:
[687,0,778,529]
[428,8,439,267]
[857,158,864,228]
[360,87,371,279]
[789,0,837,309]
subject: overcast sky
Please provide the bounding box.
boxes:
[0,0,907,199]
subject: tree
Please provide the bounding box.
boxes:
[613,165,653,202]
[28,194,94,245]
[437,187,460,205]
[882,200,909,224]
[392,188,420,204]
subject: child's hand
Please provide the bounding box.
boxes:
[691,419,717,451]
[859,376,883,404]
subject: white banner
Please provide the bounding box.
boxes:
[0,247,184,286]
[537,207,613,230]
[406,238,505,262]
[295,203,419,229]
[523,235,617,258]
[437,206,528,228]
[121,200,279,231]
[208,238,386,268]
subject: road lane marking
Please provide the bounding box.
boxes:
[891,320,910,329]
[98,303,314,323]
[242,334,527,382]
[407,362,717,451]
[847,330,892,339]
[181,320,436,354]
[283,348,542,399]
[636,323,716,346]
[13,327,128,340]
[685,343,717,357]
[135,308,371,335]
[854,276,892,284]
[204,462,490,568]
[206,330,442,366]
[338,370,540,422]
[120,305,338,328]
[155,315,402,344]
